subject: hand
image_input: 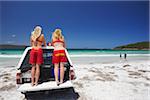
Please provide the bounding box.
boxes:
[47,42,51,46]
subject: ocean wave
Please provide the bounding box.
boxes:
[0,55,22,58]
[0,54,150,58]
[69,54,150,57]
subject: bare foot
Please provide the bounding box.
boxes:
[31,82,34,86]
[56,81,60,86]
[60,81,64,85]
[34,82,38,86]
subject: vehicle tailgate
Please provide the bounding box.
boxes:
[17,81,73,93]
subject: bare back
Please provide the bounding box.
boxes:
[31,34,46,49]
[52,38,66,50]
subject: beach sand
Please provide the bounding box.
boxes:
[0,56,150,100]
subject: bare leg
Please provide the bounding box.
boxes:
[60,62,64,84]
[31,64,36,86]
[34,64,40,85]
[54,63,59,85]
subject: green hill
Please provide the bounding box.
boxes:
[0,44,28,50]
[114,41,150,50]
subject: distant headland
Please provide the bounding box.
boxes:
[113,41,150,50]
[0,41,149,50]
[0,44,28,50]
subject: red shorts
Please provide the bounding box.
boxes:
[52,50,67,64]
[29,48,43,64]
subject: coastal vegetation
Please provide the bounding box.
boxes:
[0,41,149,50]
[114,41,150,50]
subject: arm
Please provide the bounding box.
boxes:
[51,34,54,46]
[30,36,33,46]
[51,38,54,46]
[63,39,66,48]
[42,34,47,47]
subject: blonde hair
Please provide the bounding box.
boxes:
[52,29,64,40]
[31,26,42,41]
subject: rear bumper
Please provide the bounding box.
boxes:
[17,81,73,93]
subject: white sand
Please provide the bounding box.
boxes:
[73,62,150,100]
[0,58,25,100]
[0,56,150,100]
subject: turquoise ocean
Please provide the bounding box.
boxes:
[0,49,149,58]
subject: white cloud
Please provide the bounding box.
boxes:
[12,34,16,38]
[7,41,14,44]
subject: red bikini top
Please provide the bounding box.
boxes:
[51,39,64,46]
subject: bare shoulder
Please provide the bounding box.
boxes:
[52,38,56,41]
[61,37,65,42]
[30,36,33,40]
[41,34,45,39]
[41,34,44,37]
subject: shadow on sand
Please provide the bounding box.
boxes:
[24,87,80,100]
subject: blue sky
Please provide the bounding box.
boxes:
[0,1,149,48]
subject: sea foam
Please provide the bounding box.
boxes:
[0,54,149,58]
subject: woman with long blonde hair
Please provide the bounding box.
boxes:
[29,26,46,86]
[51,28,67,86]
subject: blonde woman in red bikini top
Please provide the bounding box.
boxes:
[51,28,67,86]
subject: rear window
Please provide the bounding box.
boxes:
[20,49,70,70]
[20,49,53,70]
[43,49,53,65]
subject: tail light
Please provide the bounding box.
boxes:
[16,72,22,84]
[70,67,76,80]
